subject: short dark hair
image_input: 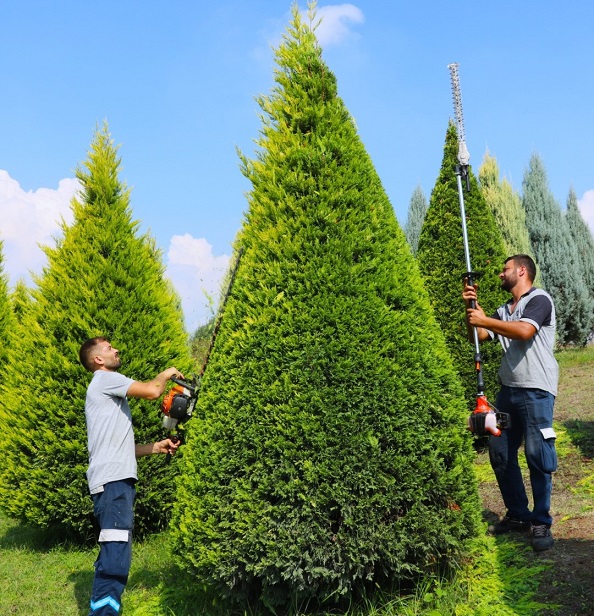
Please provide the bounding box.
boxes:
[506,254,536,282]
[79,336,109,372]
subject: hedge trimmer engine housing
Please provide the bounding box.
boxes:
[161,378,199,430]
[467,395,510,437]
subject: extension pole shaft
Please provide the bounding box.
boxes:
[455,165,485,397]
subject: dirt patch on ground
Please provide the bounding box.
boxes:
[479,479,594,615]
[476,354,594,615]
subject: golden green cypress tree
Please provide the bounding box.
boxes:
[479,152,535,260]
[0,242,11,377]
[0,123,191,537]
[171,6,480,609]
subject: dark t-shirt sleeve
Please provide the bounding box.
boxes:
[490,294,552,328]
[520,294,553,329]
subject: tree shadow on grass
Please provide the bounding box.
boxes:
[0,517,93,552]
[533,537,594,616]
[126,563,244,616]
[563,419,594,458]
[68,570,94,616]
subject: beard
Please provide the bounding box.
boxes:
[104,356,122,370]
[500,275,516,292]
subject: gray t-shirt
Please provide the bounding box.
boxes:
[85,370,137,493]
[488,287,558,396]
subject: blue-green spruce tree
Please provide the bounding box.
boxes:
[565,187,594,334]
[404,185,428,255]
[522,154,593,345]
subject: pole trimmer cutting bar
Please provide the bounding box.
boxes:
[447,63,510,437]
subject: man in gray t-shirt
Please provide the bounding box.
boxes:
[79,336,183,616]
[463,254,558,553]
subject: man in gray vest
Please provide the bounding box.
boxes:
[462,254,558,552]
[79,336,183,615]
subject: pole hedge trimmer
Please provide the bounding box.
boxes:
[161,247,244,461]
[447,63,510,437]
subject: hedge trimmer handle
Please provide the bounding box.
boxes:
[170,376,197,394]
[165,433,184,465]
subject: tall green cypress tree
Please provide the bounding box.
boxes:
[9,279,33,325]
[417,123,508,405]
[0,123,191,537]
[0,242,11,378]
[404,185,428,255]
[522,154,593,345]
[566,187,594,333]
[479,152,534,259]
[171,7,480,608]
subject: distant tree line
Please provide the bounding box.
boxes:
[405,140,594,348]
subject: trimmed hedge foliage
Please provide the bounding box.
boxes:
[417,122,508,406]
[170,8,481,609]
[0,124,191,538]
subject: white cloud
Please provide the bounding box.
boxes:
[0,170,79,285]
[578,189,594,234]
[309,4,364,47]
[165,234,230,332]
[0,172,228,332]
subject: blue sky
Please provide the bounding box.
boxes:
[1,1,593,332]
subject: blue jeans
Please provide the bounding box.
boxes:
[89,479,136,615]
[488,386,557,527]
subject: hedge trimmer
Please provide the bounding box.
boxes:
[447,62,509,437]
[161,246,244,461]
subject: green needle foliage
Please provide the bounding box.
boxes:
[0,242,11,378]
[522,154,593,346]
[171,5,480,610]
[479,152,535,265]
[565,187,594,332]
[417,123,508,406]
[0,123,191,538]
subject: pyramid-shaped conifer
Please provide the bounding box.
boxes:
[0,124,191,537]
[417,122,508,405]
[170,7,480,608]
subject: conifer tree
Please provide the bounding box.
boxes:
[417,123,508,405]
[479,152,534,259]
[171,7,480,608]
[404,185,428,254]
[0,123,191,537]
[522,154,593,345]
[9,279,33,323]
[566,187,594,333]
[0,243,11,376]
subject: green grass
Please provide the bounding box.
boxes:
[0,513,549,615]
[4,345,593,615]
[555,344,594,369]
